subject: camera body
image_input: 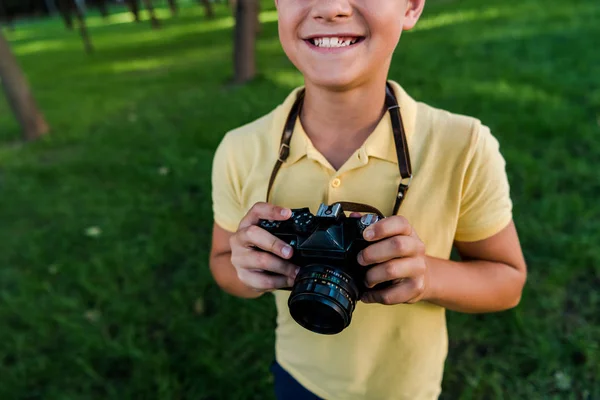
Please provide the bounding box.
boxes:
[259,203,382,335]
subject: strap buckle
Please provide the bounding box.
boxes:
[397,175,413,199]
[278,143,290,162]
[401,175,413,187]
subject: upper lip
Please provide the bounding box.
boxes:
[303,33,365,40]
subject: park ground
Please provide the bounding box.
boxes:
[0,0,599,398]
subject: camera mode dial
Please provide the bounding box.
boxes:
[293,212,315,233]
[259,220,280,229]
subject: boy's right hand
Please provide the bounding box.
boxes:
[230,202,299,293]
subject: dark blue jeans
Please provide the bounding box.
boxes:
[270,361,323,400]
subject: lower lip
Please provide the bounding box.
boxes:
[303,38,364,54]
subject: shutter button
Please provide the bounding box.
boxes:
[331,178,341,188]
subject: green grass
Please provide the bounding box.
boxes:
[0,0,599,398]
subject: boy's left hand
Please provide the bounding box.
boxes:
[356,215,430,305]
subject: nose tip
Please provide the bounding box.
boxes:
[311,0,353,21]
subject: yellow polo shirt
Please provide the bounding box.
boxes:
[211,81,512,399]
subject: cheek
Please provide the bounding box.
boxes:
[369,14,404,52]
[277,11,294,42]
[277,11,304,55]
[277,22,293,49]
[277,16,301,67]
[366,4,406,39]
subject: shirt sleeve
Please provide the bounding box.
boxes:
[211,134,247,233]
[454,123,513,242]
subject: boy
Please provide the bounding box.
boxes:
[209,0,527,399]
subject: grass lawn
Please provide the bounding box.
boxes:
[0,0,599,398]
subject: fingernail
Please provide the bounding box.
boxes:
[282,245,292,257]
[281,208,290,217]
[357,252,365,266]
[294,267,300,277]
[364,229,374,240]
[361,295,371,303]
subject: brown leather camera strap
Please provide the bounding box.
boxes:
[266,82,412,216]
[333,202,385,219]
[266,89,304,203]
[385,83,413,215]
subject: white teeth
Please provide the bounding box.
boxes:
[311,36,360,48]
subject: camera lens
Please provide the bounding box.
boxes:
[288,264,360,335]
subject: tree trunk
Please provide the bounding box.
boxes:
[72,0,93,54]
[126,0,140,22]
[233,0,257,84]
[229,1,260,33]
[97,0,109,19]
[44,0,59,15]
[167,0,177,16]
[141,0,160,29]
[74,0,86,13]
[199,0,213,19]
[58,0,74,30]
[0,30,50,141]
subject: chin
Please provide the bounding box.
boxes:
[301,69,365,92]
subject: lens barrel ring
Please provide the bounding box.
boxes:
[288,264,360,335]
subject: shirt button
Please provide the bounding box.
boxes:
[331,178,341,188]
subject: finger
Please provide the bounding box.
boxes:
[361,277,426,305]
[238,269,296,291]
[363,257,425,289]
[240,225,294,259]
[253,250,299,278]
[233,250,299,279]
[362,215,413,241]
[349,212,362,218]
[357,236,425,265]
[238,202,292,230]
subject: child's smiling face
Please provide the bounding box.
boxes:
[275,0,425,90]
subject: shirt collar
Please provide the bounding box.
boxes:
[272,80,418,167]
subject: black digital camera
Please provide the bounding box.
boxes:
[259,203,383,335]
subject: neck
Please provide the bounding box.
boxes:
[300,77,389,151]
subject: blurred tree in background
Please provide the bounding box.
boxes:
[0,0,262,140]
[141,0,160,29]
[124,0,140,21]
[166,0,177,16]
[57,0,94,52]
[0,29,49,140]
[97,0,109,18]
[199,0,213,19]
[57,0,74,29]
[233,0,258,83]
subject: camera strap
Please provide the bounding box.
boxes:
[330,202,386,219]
[266,82,413,216]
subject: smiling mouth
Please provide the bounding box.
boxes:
[305,36,365,48]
